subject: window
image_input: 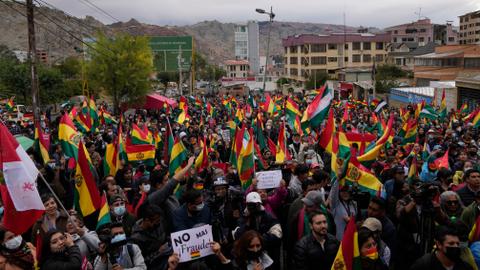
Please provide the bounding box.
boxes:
[420,28,426,33]
[376,42,384,50]
[402,38,407,42]
[328,44,337,50]
[363,54,371,62]
[352,54,361,62]
[284,47,288,54]
[394,30,398,34]
[407,38,414,41]
[448,37,455,42]
[393,37,397,42]
[396,59,402,65]
[311,56,326,65]
[328,57,338,62]
[363,42,371,50]
[375,54,384,62]
[290,46,298,53]
[465,58,480,68]
[419,37,425,42]
[291,68,298,76]
[406,28,417,33]
[352,42,361,50]
[311,44,326,52]
[344,44,349,49]
[290,57,298,64]
[344,57,349,62]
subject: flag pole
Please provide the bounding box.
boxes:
[37,173,74,221]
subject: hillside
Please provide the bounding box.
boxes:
[0,2,376,64]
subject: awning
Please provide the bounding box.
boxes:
[143,94,177,109]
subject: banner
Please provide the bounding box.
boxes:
[255,170,282,189]
[170,225,214,262]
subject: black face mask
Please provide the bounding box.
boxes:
[246,249,262,260]
[445,246,461,261]
[247,203,259,214]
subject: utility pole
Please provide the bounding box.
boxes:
[26,0,40,122]
[178,45,183,96]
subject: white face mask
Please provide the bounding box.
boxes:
[4,236,22,250]
[143,184,151,193]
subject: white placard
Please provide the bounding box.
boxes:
[221,130,230,143]
[256,170,282,189]
[170,225,214,262]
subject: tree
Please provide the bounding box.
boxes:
[374,64,406,93]
[305,70,328,90]
[88,33,153,112]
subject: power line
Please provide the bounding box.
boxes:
[75,0,121,23]
[0,0,112,58]
[34,0,100,34]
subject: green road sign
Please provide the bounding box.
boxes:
[149,36,193,72]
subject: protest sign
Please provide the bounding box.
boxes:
[256,170,282,189]
[170,225,214,262]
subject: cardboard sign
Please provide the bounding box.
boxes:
[256,170,282,189]
[170,225,214,262]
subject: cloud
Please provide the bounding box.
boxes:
[46,0,477,28]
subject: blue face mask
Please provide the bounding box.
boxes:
[0,206,4,215]
[111,233,126,244]
[113,205,126,216]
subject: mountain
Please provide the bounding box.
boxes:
[0,2,377,65]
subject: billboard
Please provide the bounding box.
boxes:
[149,36,193,72]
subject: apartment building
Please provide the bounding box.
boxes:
[234,21,260,74]
[224,60,250,78]
[282,33,390,83]
[385,18,458,46]
[413,45,480,86]
[459,10,480,44]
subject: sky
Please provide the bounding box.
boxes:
[46,0,480,28]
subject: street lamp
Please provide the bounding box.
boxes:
[256,6,275,93]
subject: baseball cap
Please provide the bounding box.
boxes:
[301,190,324,207]
[246,192,262,203]
[433,145,443,151]
[213,177,228,187]
[362,217,382,232]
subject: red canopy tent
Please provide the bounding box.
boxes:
[143,94,177,109]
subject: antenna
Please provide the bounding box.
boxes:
[414,7,422,21]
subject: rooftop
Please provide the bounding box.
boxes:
[391,87,434,97]
[225,59,249,65]
[282,32,391,47]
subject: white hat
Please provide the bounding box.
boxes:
[246,192,262,203]
[179,131,187,139]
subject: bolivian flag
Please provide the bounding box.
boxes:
[34,123,50,164]
[238,128,254,189]
[194,137,208,171]
[74,141,101,217]
[96,192,111,230]
[331,217,361,270]
[342,155,382,196]
[126,138,156,166]
[169,137,188,176]
[103,143,118,177]
[131,124,152,145]
[275,123,291,163]
[5,97,14,111]
[58,113,80,159]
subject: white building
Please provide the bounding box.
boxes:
[234,21,260,75]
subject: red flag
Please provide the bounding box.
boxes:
[0,123,45,235]
[134,192,147,217]
[435,149,450,170]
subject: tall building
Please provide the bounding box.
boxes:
[459,10,480,44]
[234,21,260,74]
[282,33,390,83]
[385,19,458,46]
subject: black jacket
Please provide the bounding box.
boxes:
[293,233,340,270]
[41,245,82,270]
[410,252,474,270]
[456,185,477,207]
[130,219,168,270]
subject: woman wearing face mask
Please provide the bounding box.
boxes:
[39,230,82,270]
[233,230,273,270]
[357,229,388,270]
[0,229,36,269]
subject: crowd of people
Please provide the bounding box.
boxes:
[0,90,479,270]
